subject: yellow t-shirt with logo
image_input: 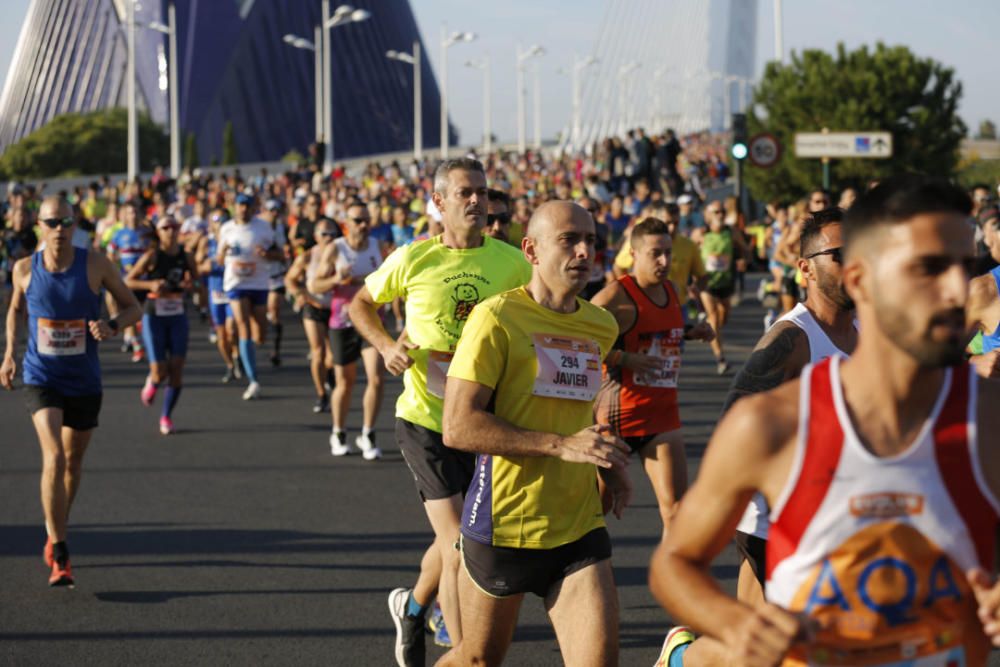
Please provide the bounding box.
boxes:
[450,287,618,549]
[365,235,531,432]
[614,233,705,297]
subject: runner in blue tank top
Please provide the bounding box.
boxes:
[967,208,1000,378]
[1,196,141,587]
[126,215,199,435]
[196,209,240,382]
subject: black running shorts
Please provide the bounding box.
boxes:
[395,418,475,501]
[24,385,102,431]
[330,327,368,366]
[734,530,766,587]
[302,304,331,324]
[462,528,612,598]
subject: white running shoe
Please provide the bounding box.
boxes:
[330,431,350,456]
[356,433,382,461]
[242,382,261,400]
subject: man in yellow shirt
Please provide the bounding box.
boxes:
[350,158,530,666]
[614,201,706,303]
[439,201,632,666]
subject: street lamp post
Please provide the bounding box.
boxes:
[282,31,322,145]
[617,62,640,136]
[532,64,541,150]
[515,44,544,154]
[387,41,423,161]
[321,3,371,173]
[465,57,491,155]
[126,0,137,182]
[439,25,476,159]
[148,3,179,178]
[572,54,597,151]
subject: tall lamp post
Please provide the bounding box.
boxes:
[572,55,597,150]
[283,30,324,146]
[464,57,491,155]
[321,2,371,173]
[439,25,476,159]
[126,0,137,182]
[617,62,641,136]
[386,42,423,160]
[148,3,179,178]
[515,44,544,154]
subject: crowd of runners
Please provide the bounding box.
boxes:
[4,129,1000,666]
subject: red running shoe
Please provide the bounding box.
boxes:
[49,558,74,587]
[43,535,53,567]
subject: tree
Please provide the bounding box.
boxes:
[977,120,997,141]
[0,108,169,179]
[745,43,966,203]
[222,121,238,165]
[184,131,200,169]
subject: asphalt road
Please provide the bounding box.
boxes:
[2,283,997,666]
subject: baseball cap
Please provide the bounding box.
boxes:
[264,199,282,211]
[677,194,693,205]
[235,193,254,206]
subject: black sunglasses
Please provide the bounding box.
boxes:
[487,213,511,225]
[347,217,370,224]
[320,230,338,237]
[40,217,75,229]
[804,247,843,264]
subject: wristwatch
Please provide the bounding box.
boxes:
[107,319,120,336]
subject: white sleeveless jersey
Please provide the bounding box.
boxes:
[305,245,332,308]
[737,303,854,538]
[766,357,997,666]
[329,236,382,329]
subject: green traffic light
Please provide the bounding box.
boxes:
[732,143,748,160]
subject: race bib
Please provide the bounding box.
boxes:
[233,261,256,278]
[531,333,601,401]
[426,351,454,399]
[705,254,730,272]
[634,334,681,388]
[154,296,184,317]
[37,318,86,356]
[211,290,230,305]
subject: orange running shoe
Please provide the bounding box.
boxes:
[49,558,74,587]
[43,535,53,567]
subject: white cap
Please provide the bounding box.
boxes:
[677,194,693,205]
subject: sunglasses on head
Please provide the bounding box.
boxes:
[804,247,843,264]
[40,217,74,229]
[487,213,511,225]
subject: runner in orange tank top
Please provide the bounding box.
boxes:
[592,218,714,538]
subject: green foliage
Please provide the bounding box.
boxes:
[956,158,1000,189]
[0,108,168,180]
[746,43,966,202]
[977,120,997,140]
[281,149,305,165]
[184,131,199,169]
[222,121,238,165]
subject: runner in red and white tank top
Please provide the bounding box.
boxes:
[768,357,997,665]
[591,218,714,539]
[648,176,1000,667]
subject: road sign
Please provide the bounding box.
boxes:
[749,133,781,168]
[794,132,892,159]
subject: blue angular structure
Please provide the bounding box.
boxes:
[0,0,451,164]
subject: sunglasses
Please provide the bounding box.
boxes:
[487,213,511,225]
[320,231,338,237]
[804,247,843,264]
[347,217,370,224]
[40,217,74,229]
[158,224,180,231]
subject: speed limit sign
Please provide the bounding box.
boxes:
[749,133,781,168]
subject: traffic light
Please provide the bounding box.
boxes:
[731,113,748,160]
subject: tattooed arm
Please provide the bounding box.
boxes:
[720,322,810,415]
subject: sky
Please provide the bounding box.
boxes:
[0,0,996,146]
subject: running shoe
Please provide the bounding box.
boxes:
[131,346,145,363]
[356,433,382,461]
[221,367,235,384]
[653,626,695,667]
[242,382,261,401]
[426,604,452,648]
[716,360,730,376]
[312,395,329,414]
[140,378,158,406]
[233,362,243,380]
[159,416,174,435]
[330,431,350,456]
[49,558,74,587]
[388,587,425,667]
[43,535,53,567]
[120,339,132,353]
[270,353,281,367]
[208,331,218,344]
